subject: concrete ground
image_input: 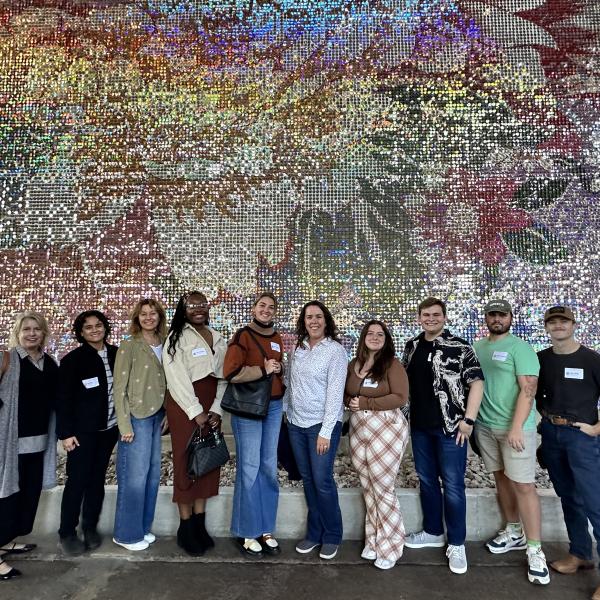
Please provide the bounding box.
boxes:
[2,537,598,600]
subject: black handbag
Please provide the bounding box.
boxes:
[221,328,273,419]
[186,426,230,480]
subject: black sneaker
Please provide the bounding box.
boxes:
[59,535,86,556]
[83,529,102,550]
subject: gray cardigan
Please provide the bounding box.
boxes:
[0,349,57,499]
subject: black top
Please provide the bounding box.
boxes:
[18,354,58,438]
[406,338,443,429]
[536,345,600,425]
[56,342,118,439]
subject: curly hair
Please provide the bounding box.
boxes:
[167,291,208,359]
[73,310,111,344]
[295,300,339,347]
[353,320,395,382]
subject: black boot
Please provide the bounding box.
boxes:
[192,512,214,550]
[177,518,205,556]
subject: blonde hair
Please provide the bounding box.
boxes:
[129,299,167,340]
[9,311,50,349]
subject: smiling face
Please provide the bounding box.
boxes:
[185,293,209,328]
[81,315,106,346]
[418,304,446,338]
[253,295,276,325]
[18,318,44,352]
[364,323,386,353]
[545,316,576,343]
[305,304,326,342]
[485,311,512,336]
[138,303,160,333]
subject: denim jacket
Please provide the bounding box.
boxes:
[402,329,484,434]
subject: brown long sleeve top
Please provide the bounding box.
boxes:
[344,358,409,411]
[223,324,285,398]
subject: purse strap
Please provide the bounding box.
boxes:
[243,327,270,361]
[0,350,10,381]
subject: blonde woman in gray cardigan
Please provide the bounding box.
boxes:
[112,299,168,551]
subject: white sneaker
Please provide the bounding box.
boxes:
[446,544,468,574]
[112,538,149,552]
[144,533,156,544]
[405,530,446,549]
[527,547,550,585]
[361,546,376,560]
[374,558,396,570]
[486,529,526,554]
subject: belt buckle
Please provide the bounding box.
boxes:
[549,415,571,426]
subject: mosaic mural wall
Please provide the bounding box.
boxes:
[0,0,599,356]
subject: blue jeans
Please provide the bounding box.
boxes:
[411,427,467,546]
[230,400,282,538]
[288,421,343,545]
[113,410,164,544]
[541,419,600,564]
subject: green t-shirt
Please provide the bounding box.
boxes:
[473,334,540,431]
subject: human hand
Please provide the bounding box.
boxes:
[349,397,360,412]
[507,427,525,452]
[207,411,222,429]
[573,422,599,437]
[62,436,80,452]
[121,432,135,443]
[264,358,280,375]
[455,420,473,447]
[194,413,209,427]
[316,435,331,455]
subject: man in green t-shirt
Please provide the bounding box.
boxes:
[473,299,549,586]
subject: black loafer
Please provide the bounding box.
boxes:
[235,538,263,558]
[1,543,37,555]
[259,535,281,556]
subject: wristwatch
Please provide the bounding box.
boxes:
[462,417,475,426]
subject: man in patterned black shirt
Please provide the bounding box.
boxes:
[402,297,484,575]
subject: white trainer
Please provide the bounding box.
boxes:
[446,544,468,574]
[361,546,376,560]
[144,533,156,544]
[527,547,550,585]
[405,530,446,549]
[112,538,150,552]
[374,558,396,570]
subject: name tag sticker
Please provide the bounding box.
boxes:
[492,351,508,362]
[363,378,379,388]
[565,367,584,380]
[192,347,208,357]
[270,342,281,352]
[82,377,100,389]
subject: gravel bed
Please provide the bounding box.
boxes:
[56,453,553,490]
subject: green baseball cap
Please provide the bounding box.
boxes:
[483,299,512,314]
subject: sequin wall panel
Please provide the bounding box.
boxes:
[0,1,599,355]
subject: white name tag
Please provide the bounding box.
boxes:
[565,367,584,380]
[270,342,281,352]
[192,347,208,357]
[363,378,379,388]
[492,351,508,362]
[82,377,100,389]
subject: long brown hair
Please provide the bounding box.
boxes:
[129,299,167,340]
[295,300,339,347]
[354,320,395,382]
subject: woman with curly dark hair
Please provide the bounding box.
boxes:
[163,291,227,556]
[345,320,409,570]
[57,310,119,556]
[285,300,347,560]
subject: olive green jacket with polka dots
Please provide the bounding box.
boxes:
[113,335,167,436]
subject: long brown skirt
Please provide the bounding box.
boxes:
[166,376,220,504]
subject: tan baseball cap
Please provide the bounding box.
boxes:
[544,305,576,323]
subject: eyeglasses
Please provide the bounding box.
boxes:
[186,303,209,310]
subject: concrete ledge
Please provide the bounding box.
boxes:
[34,486,568,541]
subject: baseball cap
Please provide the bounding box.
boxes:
[483,299,512,314]
[544,305,576,323]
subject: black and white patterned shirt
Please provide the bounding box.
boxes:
[98,347,117,429]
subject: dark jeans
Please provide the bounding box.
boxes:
[59,427,118,538]
[411,427,467,546]
[541,419,600,564]
[288,421,343,545]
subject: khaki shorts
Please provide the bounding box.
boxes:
[474,423,537,484]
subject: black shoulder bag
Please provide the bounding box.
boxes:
[221,328,273,419]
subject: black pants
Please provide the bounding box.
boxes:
[0,452,44,546]
[58,427,118,538]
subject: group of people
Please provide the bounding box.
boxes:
[0,293,598,600]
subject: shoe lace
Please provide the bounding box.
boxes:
[493,529,513,544]
[528,549,547,572]
[446,545,465,560]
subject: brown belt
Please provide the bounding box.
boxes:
[543,413,576,426]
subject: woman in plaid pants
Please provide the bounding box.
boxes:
[345,320,409,570]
